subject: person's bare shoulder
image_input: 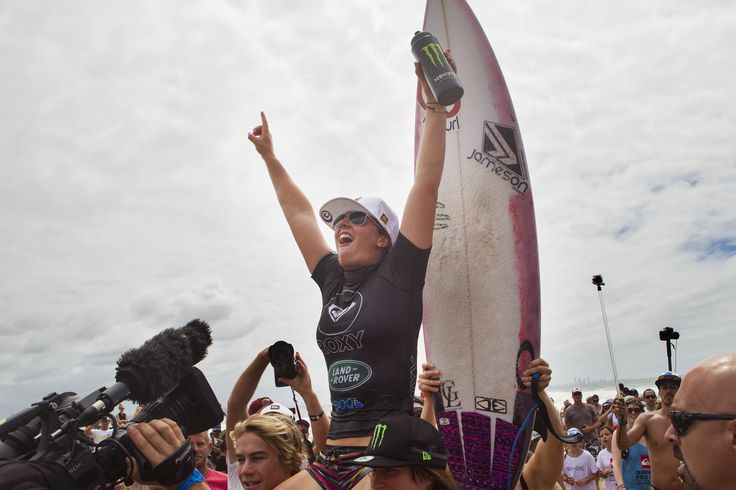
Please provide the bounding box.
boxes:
[638,410,658,427]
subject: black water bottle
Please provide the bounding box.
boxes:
[411,31,464,106]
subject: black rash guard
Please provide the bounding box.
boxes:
[311,233,431,439]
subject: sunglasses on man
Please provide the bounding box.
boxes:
[669,410,736,436]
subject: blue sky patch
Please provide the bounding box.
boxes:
[685,238,736,260]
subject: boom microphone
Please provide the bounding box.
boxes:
[77,319,212,426]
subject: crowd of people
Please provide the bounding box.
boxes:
[79,352,736,490]
[558,373,682,489]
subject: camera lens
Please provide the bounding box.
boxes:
[269,341,294,364]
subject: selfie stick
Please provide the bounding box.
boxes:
[592,275,621,396]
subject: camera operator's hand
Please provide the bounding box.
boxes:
[127,419,210,490]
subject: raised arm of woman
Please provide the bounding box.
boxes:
[400,52,456,250]
[248,111,331,273]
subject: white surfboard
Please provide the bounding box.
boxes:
[415,1,541,488]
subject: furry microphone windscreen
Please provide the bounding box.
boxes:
[116,327,194,404]
[180,319,213,365]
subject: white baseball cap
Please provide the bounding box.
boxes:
[260,402,296,421]
[319,196,399,245]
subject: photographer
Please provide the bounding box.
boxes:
[225,347,328,488]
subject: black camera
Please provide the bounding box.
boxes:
[592,275,605,287]
[268,341,298,387]
[0,320,224,490]
[659,326,680,341]
[0,367,223,490]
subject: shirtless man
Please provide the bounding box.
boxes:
[614,372,682,490]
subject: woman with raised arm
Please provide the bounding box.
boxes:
[248,54,455,490]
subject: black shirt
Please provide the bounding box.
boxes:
[312,233,430,439]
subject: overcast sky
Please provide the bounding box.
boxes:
[1,0,735,419]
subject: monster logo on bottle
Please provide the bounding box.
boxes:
[411,31,464,106]
[420,42,445,68]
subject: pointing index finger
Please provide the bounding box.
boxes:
[260,111,268,129]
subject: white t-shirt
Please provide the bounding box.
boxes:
[597,448,617,490]
[562,450,598,490]
[227,455,244,490]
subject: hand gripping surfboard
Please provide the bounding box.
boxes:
[415,1,541,488]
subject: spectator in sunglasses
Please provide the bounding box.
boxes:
[642,388,658,413]
[247,52,456,490]
[612,399,650,489]
[613,372,682,490]
[588,395,603,416]
[665,353,736,490]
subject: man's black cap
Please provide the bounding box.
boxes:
[344,415,447,469]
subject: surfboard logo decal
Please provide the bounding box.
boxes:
[320,290,363,336]
[482,122,527,179]
[328,360,373,392]
[440,380,462,408]
[434,202,450,230]
[465,122,530,194]
[475,396,507,414]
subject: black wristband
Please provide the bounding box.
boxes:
[309,411,324,421]
[140,436,196,486]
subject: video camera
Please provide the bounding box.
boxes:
[0,320,224,490]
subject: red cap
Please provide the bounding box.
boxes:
[247,396,273,416]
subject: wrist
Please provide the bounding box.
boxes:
[308,411,325,422]
[262,152,278,165]
[425,102,447,114]
[257,349,270,364]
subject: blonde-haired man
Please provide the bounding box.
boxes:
[191,431,227,490]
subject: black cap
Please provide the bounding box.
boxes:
[655,371,681,388]
[344,415,447,469]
